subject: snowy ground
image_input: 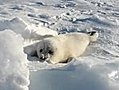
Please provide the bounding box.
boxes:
[0,0,119,90]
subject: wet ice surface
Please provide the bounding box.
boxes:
[29,64,113,90]
[0,0,119,90]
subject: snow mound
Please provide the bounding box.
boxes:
[0,30,29,90]
[0,17,58,41]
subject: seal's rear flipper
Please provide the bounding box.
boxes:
[87,31,96,36]
[87,31,99,42]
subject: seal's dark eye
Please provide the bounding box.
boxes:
[48,50,53,54]
[40,49,43,52]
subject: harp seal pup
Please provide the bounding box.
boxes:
[37,31,98,64]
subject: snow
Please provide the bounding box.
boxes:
[0,0,119,90]
[0,30,29,90]
[0,17,57,40]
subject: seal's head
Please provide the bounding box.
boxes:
[37,40,55,63]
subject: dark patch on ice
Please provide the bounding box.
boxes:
[90,1,113,8]
[112,12,119,17]
[97,10,106,15]
[35,1,45,6]
[105,7,111,10]
[65,1,77,7]
[28,14,37,18]
[55,1,76,8]
[0,12,9,15]
[33,18,55,26]
[57,27,80,34]
[10,6,23,10]
[38,14,49,19]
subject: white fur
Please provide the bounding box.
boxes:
[37,32,98,64]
